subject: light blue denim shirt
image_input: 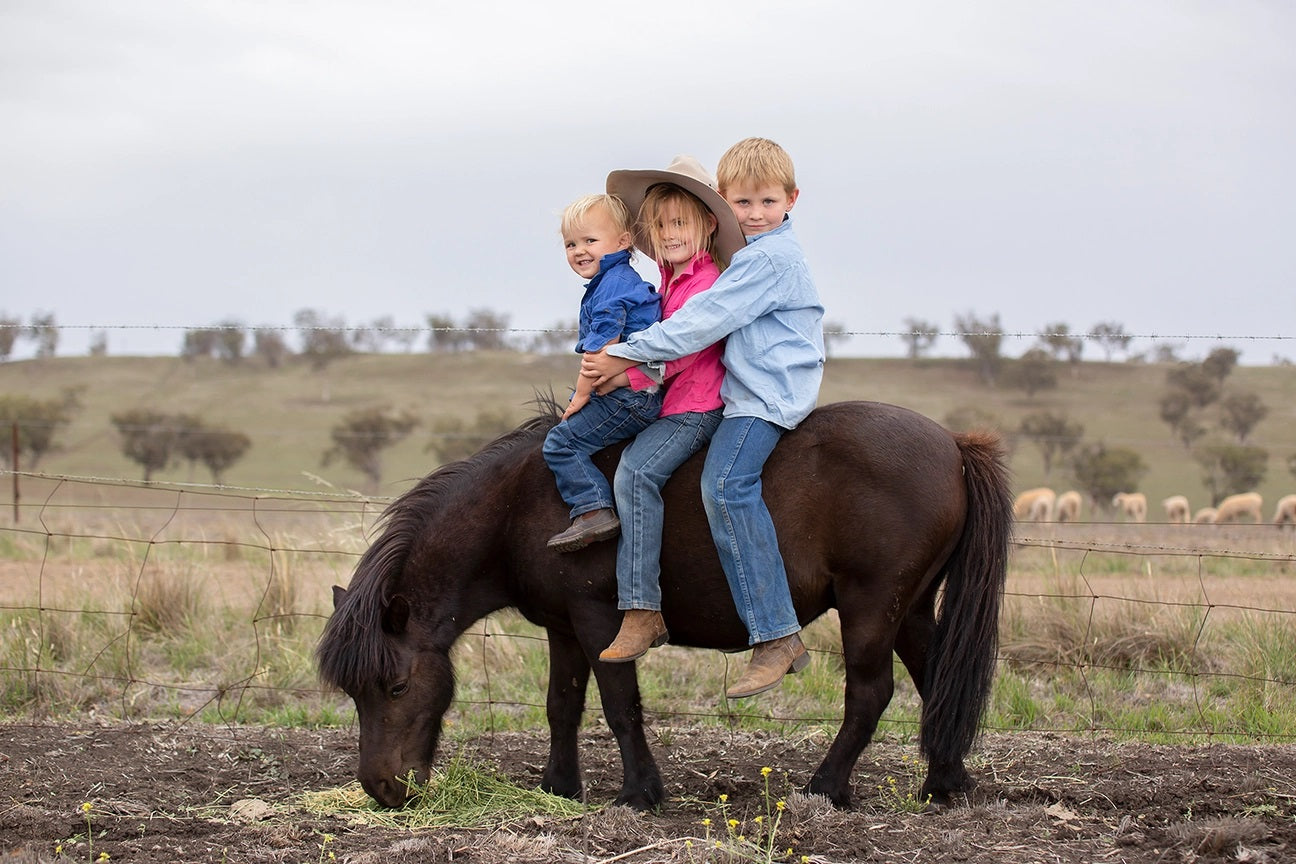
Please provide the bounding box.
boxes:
[606,218,824,429]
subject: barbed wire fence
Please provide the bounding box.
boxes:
[2,471,1294,744]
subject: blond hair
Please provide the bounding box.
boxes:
[560,193,634,238]
[716,137,797,195]
[638,184,722,269]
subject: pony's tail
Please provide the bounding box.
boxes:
[919,430,1014,767]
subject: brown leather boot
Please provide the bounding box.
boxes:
[725,632,810,698]
[598,610,669,663]
[546,508,620,553]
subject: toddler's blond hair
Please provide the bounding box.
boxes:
[561,193,634,238]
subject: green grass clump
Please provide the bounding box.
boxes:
[299,754,589,829]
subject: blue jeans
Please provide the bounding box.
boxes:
[543,387,663,518]
[614,408,724,611]
[702,416,800,644]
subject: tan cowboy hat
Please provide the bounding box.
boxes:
[606,155,745,266]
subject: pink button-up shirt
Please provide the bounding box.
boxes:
[626,252,726,417]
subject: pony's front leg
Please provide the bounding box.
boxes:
[541,628,591,800]
[582,638,663,810]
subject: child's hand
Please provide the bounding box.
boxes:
[593,372,631,395]
[562,391,590,420]
[581,350,637,387]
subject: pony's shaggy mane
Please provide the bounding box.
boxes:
[315,406,559,693]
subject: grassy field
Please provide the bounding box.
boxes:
[1,351,1295,745]
[1,351,1294,509]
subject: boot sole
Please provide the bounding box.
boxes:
[546,523,621,553]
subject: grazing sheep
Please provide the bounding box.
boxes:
[1161,495,1190,524]
[1272,494,1296,526]
[1013,487,1056,521]
[1193,507,1218,524]
[1212,492,1263,523]
[1112,491,1147,522]
[1055,490,1082,522]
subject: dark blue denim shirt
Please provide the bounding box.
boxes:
[575,249,660,353]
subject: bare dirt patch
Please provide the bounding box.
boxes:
[3,722,1295,863]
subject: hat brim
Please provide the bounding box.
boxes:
[606,168,745,267]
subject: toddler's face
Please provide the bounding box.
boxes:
[563,207,631,279]
[723,181,799,237]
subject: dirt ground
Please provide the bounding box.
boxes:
[2,721,1294,864]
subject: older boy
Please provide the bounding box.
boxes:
[582,138,825,698]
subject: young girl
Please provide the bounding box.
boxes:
[596,156,744,662]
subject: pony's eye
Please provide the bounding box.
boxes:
[389,682,409,699]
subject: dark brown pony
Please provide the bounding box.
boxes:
[316,401,1013,810]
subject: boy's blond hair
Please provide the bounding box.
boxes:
[638,184,722,268]
[716,137,797,196]
[560,193,634,238]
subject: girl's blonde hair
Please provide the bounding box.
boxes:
[638,184,722,269]
[560,194,633,238]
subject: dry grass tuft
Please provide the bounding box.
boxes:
[131,569,204,637]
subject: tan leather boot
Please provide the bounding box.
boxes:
[598,610,668,663]
[725,632,809,698]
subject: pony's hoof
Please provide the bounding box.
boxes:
[613,781,664,812]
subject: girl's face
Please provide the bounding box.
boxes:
[654,200,716,270]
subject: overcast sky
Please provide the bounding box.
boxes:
[3,1,1293,363]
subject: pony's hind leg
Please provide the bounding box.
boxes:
[541,629,592,800]
[806,616,897,808]
[893,602,974,807]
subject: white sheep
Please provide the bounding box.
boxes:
[1161,495,1190,524]
[1055,490,1082,522]
[1193,507,1218,524]
[1271,494,1296,526]
[1013,487,1056,522]
[1212,492,1263,523]
[1112,492,1147,522]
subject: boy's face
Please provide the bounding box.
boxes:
[723,181,800,237]
[563,206,632,279]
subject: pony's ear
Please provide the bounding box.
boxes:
[331,585,347,609]
[382,594,411,636]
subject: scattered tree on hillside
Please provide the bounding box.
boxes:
[1166,363,1221,409]
[112,409,181,481]
[1219,391,1268,444]
[1159,389,1207,449]
[0,390,81,468]
[1088,321,1131,362]
[527,320,577,354]
[900,317,940,360]
[944,405,1002,434]
[176,421,252,485]
[463,308,512,351]
[954,311,1004,386]
[27,312,59,359]
[0,315,21,361]
[427,313,471,353]
[182,328,220,360]
[1194,442,1268,505]
[1071,443,1147,512]
[1150,342,1184,363]
[322,406,419,489]
[1018,411,1083,478]
[1005,348,1058,400]
[294,308,352,371]
[1201,347,1239,383]
[89,331,108,356]
[426,408,520,464]
[1040,322,1083,364]
[253,328,290,368]
[215,320,246,362]
[352,316,398,353]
